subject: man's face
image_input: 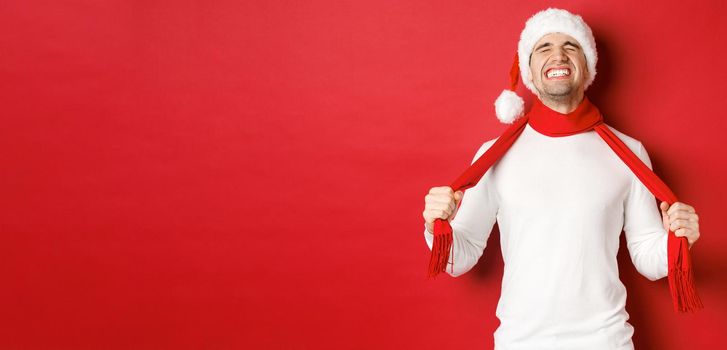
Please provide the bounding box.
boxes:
[528,33,589,101]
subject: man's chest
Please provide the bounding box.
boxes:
[490,132,632,216]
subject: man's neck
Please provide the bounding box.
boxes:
[539,92,585,114]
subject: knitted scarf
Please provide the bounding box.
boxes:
[428,96,703,313]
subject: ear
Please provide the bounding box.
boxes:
[582,54,590,81]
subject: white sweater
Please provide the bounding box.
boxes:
[424,123,668,350]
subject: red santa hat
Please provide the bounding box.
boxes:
[494,8,599,124]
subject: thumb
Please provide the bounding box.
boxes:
[454,190,464,203]
[659,201,670,213]
[450,191,464,222]
[659,201,671,232]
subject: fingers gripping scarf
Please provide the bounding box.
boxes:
[427,96,704,313]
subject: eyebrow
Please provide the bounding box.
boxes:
[534,41,581,52]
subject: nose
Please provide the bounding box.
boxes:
[550,47,569,63]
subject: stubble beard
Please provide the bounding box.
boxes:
[539,82,574,103]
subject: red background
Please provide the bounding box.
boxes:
[2,1,726,349]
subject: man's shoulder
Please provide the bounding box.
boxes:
[603,123,644,153]
[472,136,500,160]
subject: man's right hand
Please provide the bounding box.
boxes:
[423,186,463,234]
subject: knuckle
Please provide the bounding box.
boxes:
[431,186,445,194]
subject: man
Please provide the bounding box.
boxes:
[421,8,701,349]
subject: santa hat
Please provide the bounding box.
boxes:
[494,8,599,124]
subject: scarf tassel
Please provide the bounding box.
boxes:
[668,235,704,312]
[428,219,453,277]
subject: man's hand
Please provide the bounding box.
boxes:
[660,201,700,249]
[423,186,463,234]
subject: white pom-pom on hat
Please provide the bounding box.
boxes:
[495,90,524,124]
[493,53,525,124]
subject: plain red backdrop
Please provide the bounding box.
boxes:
[2,0,726,349]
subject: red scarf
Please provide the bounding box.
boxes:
[428,96,703,313]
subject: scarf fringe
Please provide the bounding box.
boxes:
[669,267,704,312]
[668,240,704,313]
[427,220,453,277]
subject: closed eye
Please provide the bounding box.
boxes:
[534,42,552,53]
[563,41,581,51]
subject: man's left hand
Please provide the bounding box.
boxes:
[660,201,700,249]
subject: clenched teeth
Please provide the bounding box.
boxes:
[546,69,570,78]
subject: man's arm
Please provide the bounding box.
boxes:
[423,139,500,277]
[623,142,669,281]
